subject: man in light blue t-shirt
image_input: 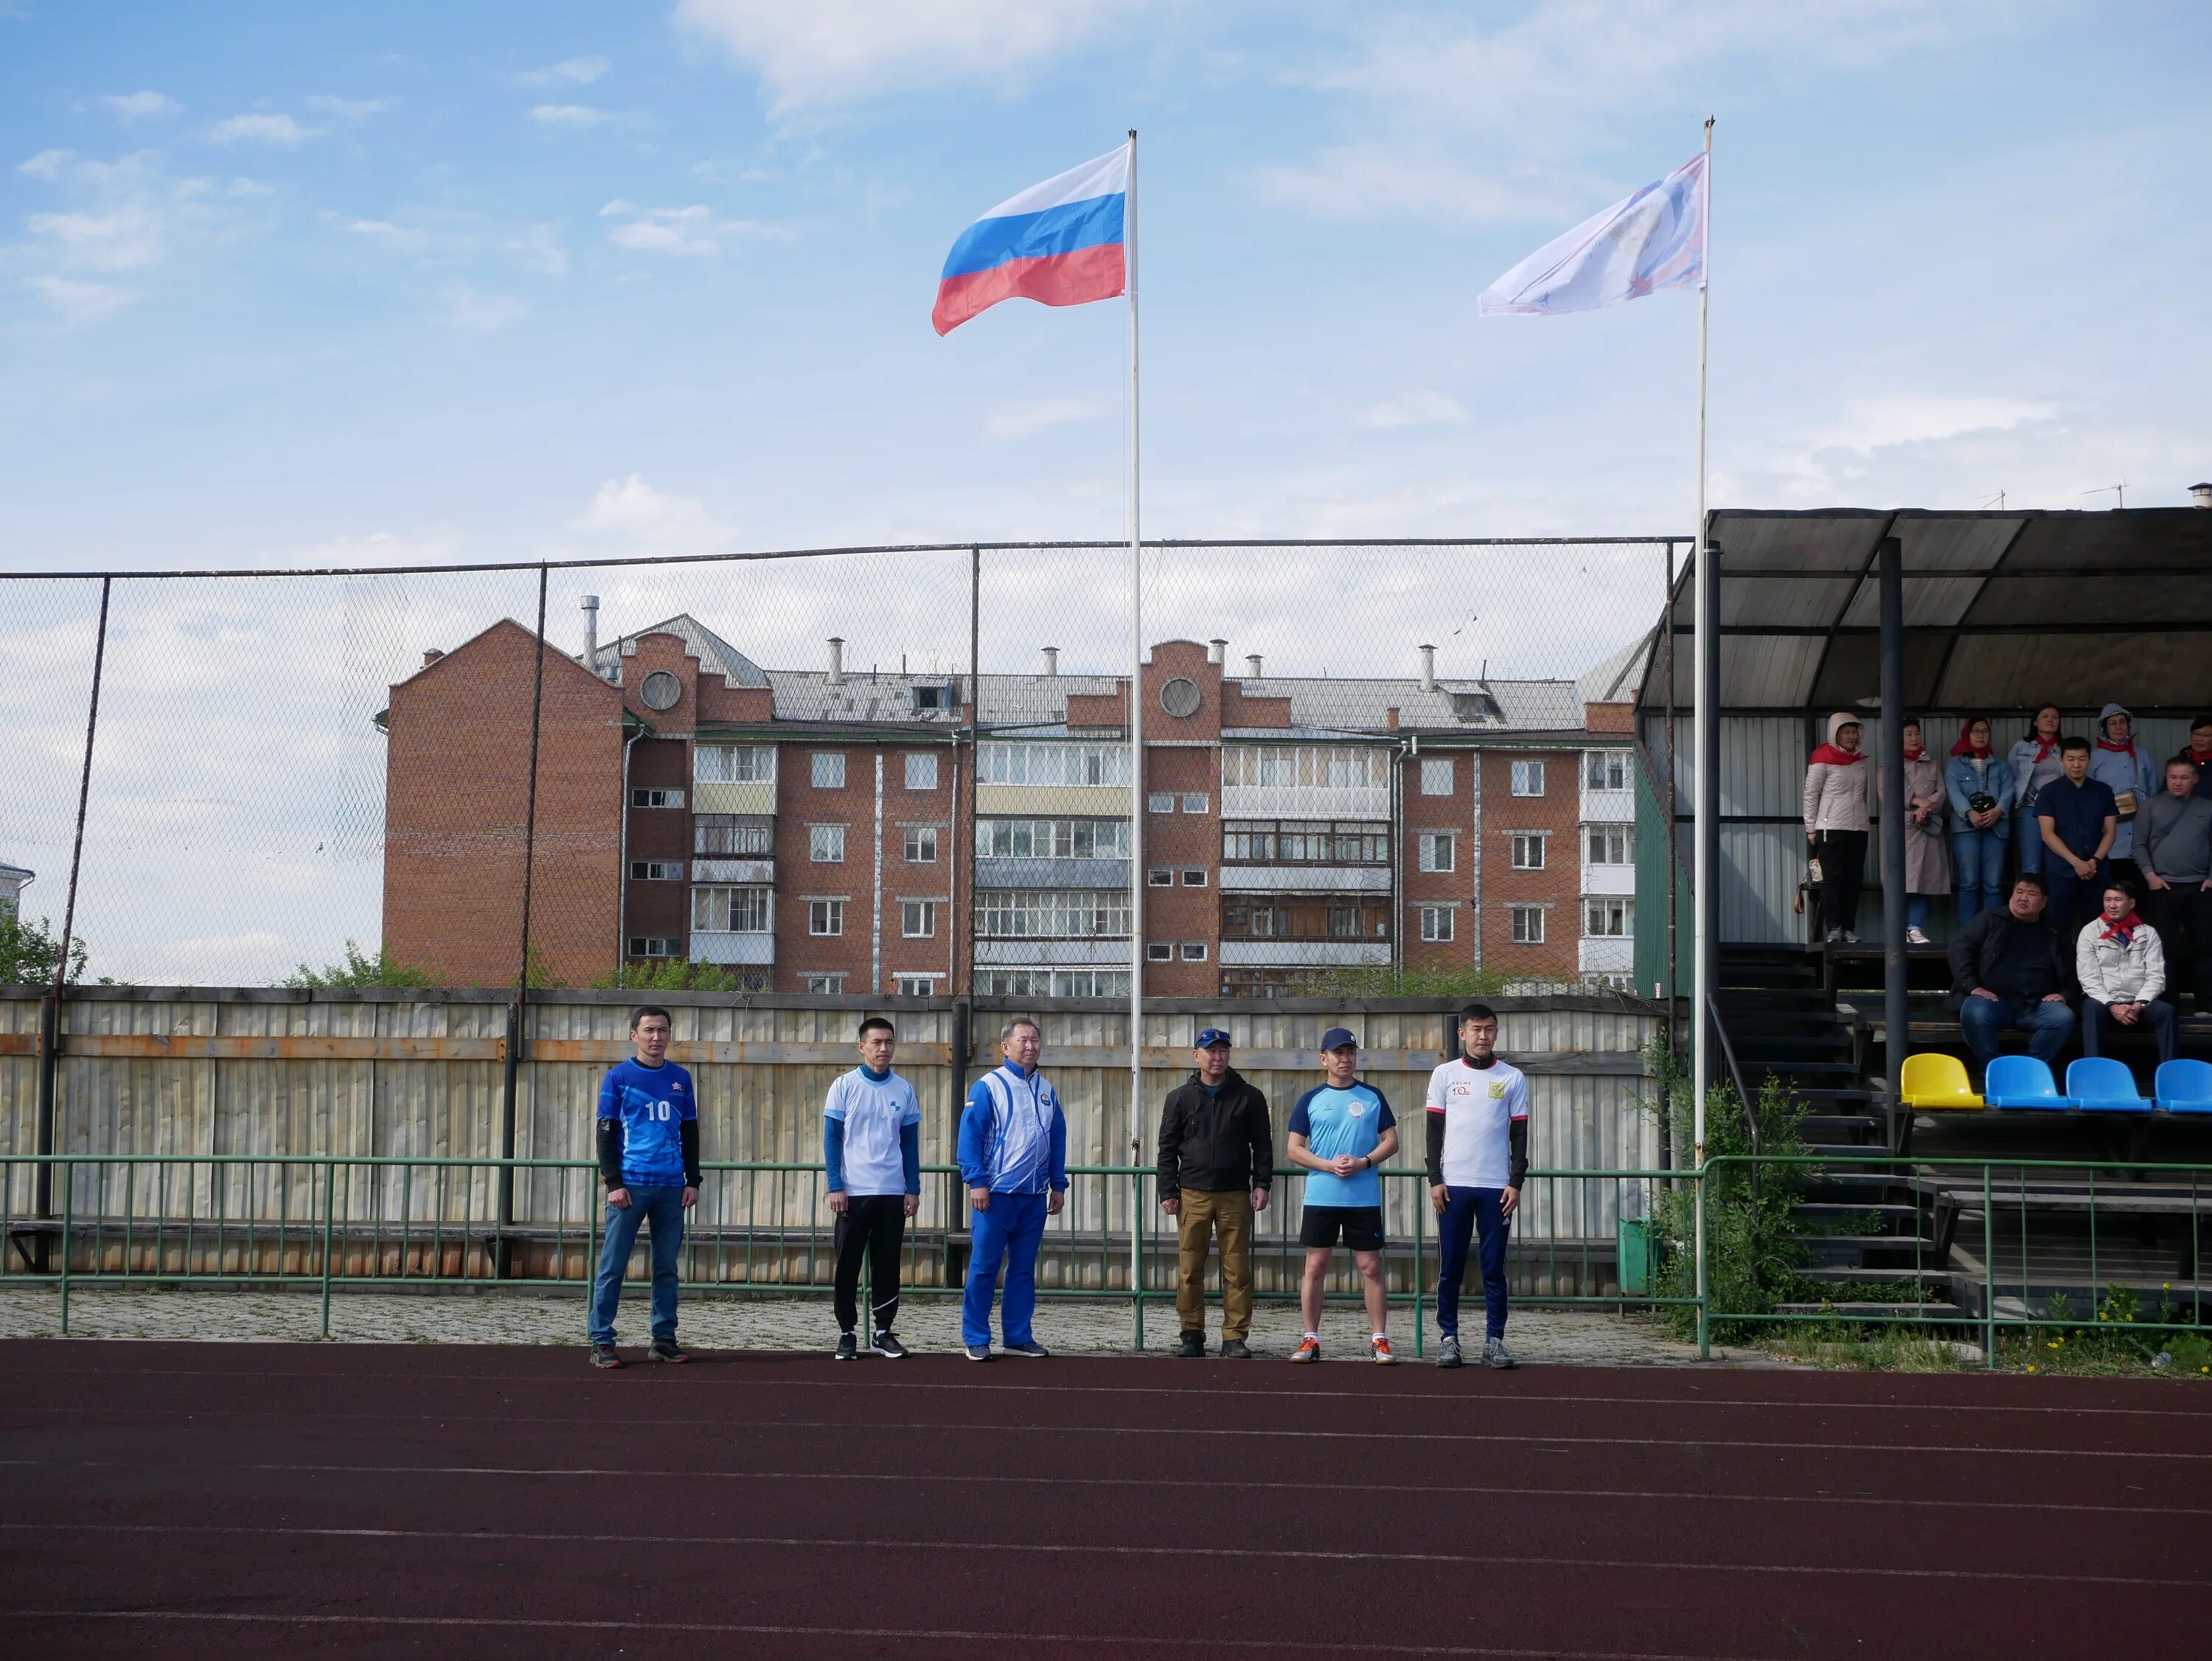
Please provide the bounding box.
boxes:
[1287,1028,1399,1365]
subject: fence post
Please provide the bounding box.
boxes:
[947,999,970,1292]
[321,1159,337,1338]
[1981,1163,1994,1368]
[1130,1166,1144,1352]
[34,993,58,1269]
[59,1157,72,1337]
[1694,1163,1709,1360]
[1412,1171,1426,1359]
[497,1000,521,1278]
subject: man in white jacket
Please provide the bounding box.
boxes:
[2077,880,2176,1063]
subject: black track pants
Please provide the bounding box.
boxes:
[833,1194,908,1335]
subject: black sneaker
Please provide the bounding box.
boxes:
[834,1332,858,1362]
[588,1344,623,1370]
[1003,1339,1051,1358]
[1220,1338,1252,1359]
[647,1338,689,1365]
[1174,1331,1206,1359]
[869,1331,908,1359]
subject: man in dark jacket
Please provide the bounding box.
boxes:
[1157,1028,1273,1359]
[1948,872,2076,1079]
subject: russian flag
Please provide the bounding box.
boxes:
[933,145,1128,337]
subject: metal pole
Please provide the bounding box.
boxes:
[1124,127,1145,1345]
[1690,115,1714,1185]
[967,546,981,997]
[501,563,549,1278]
[1878,534,1908,1149]
[1661,540,1677,1172]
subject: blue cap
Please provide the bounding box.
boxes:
[1320,1026,1358,1053]
[1194,1028,1232,1050]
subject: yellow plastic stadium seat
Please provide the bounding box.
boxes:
[1902,1052,1983,1111]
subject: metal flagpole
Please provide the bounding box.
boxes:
[1691,116,1714,1321]
[1124,128,1146,1344]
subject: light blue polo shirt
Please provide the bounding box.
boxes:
[1288,1082,1395,1208]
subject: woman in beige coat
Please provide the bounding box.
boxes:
[1805,711,1871,942]
[1883,717,1953,945]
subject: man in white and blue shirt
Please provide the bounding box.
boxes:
[825,1015,924,1361]
[1425,1002,1530,1371]
[1287,1028,1400,1365]
[956,1017,1068,1360]
[588,1006,700,1369]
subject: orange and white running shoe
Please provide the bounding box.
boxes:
[1370,1336,1397,1365]
[1290,1335,1321,1364]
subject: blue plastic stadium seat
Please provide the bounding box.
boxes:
[2066,1056,2152,1114]
[1983,1055,2072,1111]
[2155,1059,2212,1115]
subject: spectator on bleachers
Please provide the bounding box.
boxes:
[1945,715,2012,926]
[2076,880,2175,1065]
[2141,757,2212,1012]
[2009,705,2067,875]
[2035,737,2118,934]
[1950,871,2075,1078]
[2088,703,2156,888]
[1885,717,1950,944]
[2171,716,2212,802]
[1804,711,1871,944]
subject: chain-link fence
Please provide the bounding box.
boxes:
[0,538,1679,993]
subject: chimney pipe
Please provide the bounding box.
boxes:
[1041,646,1059,677]
[2192,481,2212,509]
[827,636,844,686]
[1385,706,1400,731]
[580,594,600,675]
[422,648,444,667]
[1207,638,1227,666]
[1245,654,1263,680]
[1418,644,1437,692]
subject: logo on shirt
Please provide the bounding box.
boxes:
[671,1082,685,1093]
[1488,1082,1506,1099]
[1347,1101,1368,1118]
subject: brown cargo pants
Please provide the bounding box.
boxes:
[1175,1187,1254,1341]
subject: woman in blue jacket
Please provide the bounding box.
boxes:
[1946,714,2014,925]
[2008,705,2065,875]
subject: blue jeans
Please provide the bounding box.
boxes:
[963,1189,1048,1348]
[1435,1186,1511,1341]
[2044,857,2107,937]
[1951,829,2006,924]
[2017,820,2042,875]
[1907,896,1930,932]
[1959,995,2076,1068]
[588,1184,685,1345]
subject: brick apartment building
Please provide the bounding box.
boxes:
[380,607,1645,995]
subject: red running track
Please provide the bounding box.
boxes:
[2,1340,2208,1659]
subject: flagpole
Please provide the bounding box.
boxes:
[1124,128,1146,1342]
[1691,115,1714,1332]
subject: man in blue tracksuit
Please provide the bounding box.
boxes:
[957,1016,1068,1361]
[588,1006,700,1369]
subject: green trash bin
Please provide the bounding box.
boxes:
[1616,1216,1654,1297]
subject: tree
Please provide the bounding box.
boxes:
[283,940,440,989]
[0,913,87,986]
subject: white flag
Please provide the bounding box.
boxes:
[1478,153,1706,316]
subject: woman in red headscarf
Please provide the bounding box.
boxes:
[1944,714,2013,925]
[2008,705,2065,876]
[1805,712,1871,943]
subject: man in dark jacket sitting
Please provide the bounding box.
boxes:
[1157,1028,1273,1358]
[1948,871,2076,1080]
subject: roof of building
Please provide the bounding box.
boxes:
[591,614,768,688]
[0,863,32,884]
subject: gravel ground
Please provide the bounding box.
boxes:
[0,1285,1772,1365]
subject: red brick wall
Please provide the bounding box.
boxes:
[1478,750,1580,978]
[1139,641,1222,995]
[1401,749,1475,972]
[883,741,959,995]
[774,742,871,992]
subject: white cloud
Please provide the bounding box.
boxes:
[442,286,526,330]
[1805,394,2057,456]
[18,148,72,180]
[102,90,182,124]
[1355,390,1470,431]
[304,95,392,122]
[24,274,136,324]
[209,112,310,145]
[507,222,568,276]
[515,55,611,87]
[529,102,610,128]
[347,217,428,251]
[574,474,731,554]
[672,0,1125,114]
[226,176,274,198]
[599,199,785,256]
[27,203,167,271]
[984,397,1110,440]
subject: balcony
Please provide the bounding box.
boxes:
[975,857,1130,890]
[1577,936,1633,975]
[1220,784,1389,819]
[691,932,774,966]
[692,857,773,884]
[1218,865,1388,893]
[1217,941,1391,967]
[975,939,1134,967]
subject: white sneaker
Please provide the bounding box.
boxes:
[1905,926,1930,945]
[1842,930,1860,944]
[1823,927,1843,944]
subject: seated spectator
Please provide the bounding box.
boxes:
[1804,712,1870,944]
[1945,714,2012,926]
[2174,717,2212,802]
[2141,757,2212,1013]
[1885,717,1949,944]
[2088,703,2156,889]
[2008,705,2067,875]
[1949,872,2075,1077]
[2035,737,2118,934]
[2076,880,2175,1064]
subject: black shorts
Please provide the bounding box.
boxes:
[1300,1205,1385,1252]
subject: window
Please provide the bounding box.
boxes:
[1180,868,1207,887]
[811,752,846,789]
[1510,905,1546,944]
[975,890,1132,939]
[1509,832,1546,870]
[810,825,846,863]
[1148,793,1176,814]
[629,860,684,881]
[1181,793,1209,815]
[694,745,773,784]
[901,900,937,939]
[905,752,939,791]
[802,973,846,995]
[895,973,940,995]
[978,818,1131,859]
[1511,759,1545,797]
[975,969,1130,997]
[1420,757,1454,797]
[627,936,678,958]
[1220,821,1388,865]
[1419,905,1455,943]
[1221,745,1389,790]
[630,787,685,809]
[693,885,771,933]
[1148,868,1173,887]
[1327,905,1363,939]
[1147,941,1173,962]
[1179,941,1207,962]
[1586,751,1629,790]
[903,826,939,863]
[1586,898,1632,937]
[978,742,1129,787]
[695,815,771,856]
[1416,832,1455,873]
[808,899,846,936]
[911,683,959,713]
[1586,824,1632,866]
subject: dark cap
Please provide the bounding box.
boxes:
[1319,1026,1358,1053]
[1194,1028,1231,1050]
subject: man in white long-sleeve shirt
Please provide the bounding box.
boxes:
[2078,880,2174,1063]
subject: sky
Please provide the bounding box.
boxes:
[2,0,2208,981]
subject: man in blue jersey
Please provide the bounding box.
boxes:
[588,1006,700,1369]
[825,1015,923,1360]
[1425,1002,1530,1371]
[956,1017,1068,1362]
[1287,1028,1399,1365]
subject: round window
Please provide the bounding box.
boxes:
[1159,676,1201,718]
[639,670,683,711]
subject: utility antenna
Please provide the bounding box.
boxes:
[2081,482,2126,510]
[1979,490,2006,510]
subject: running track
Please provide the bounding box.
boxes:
[1,1341,2206,1658]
